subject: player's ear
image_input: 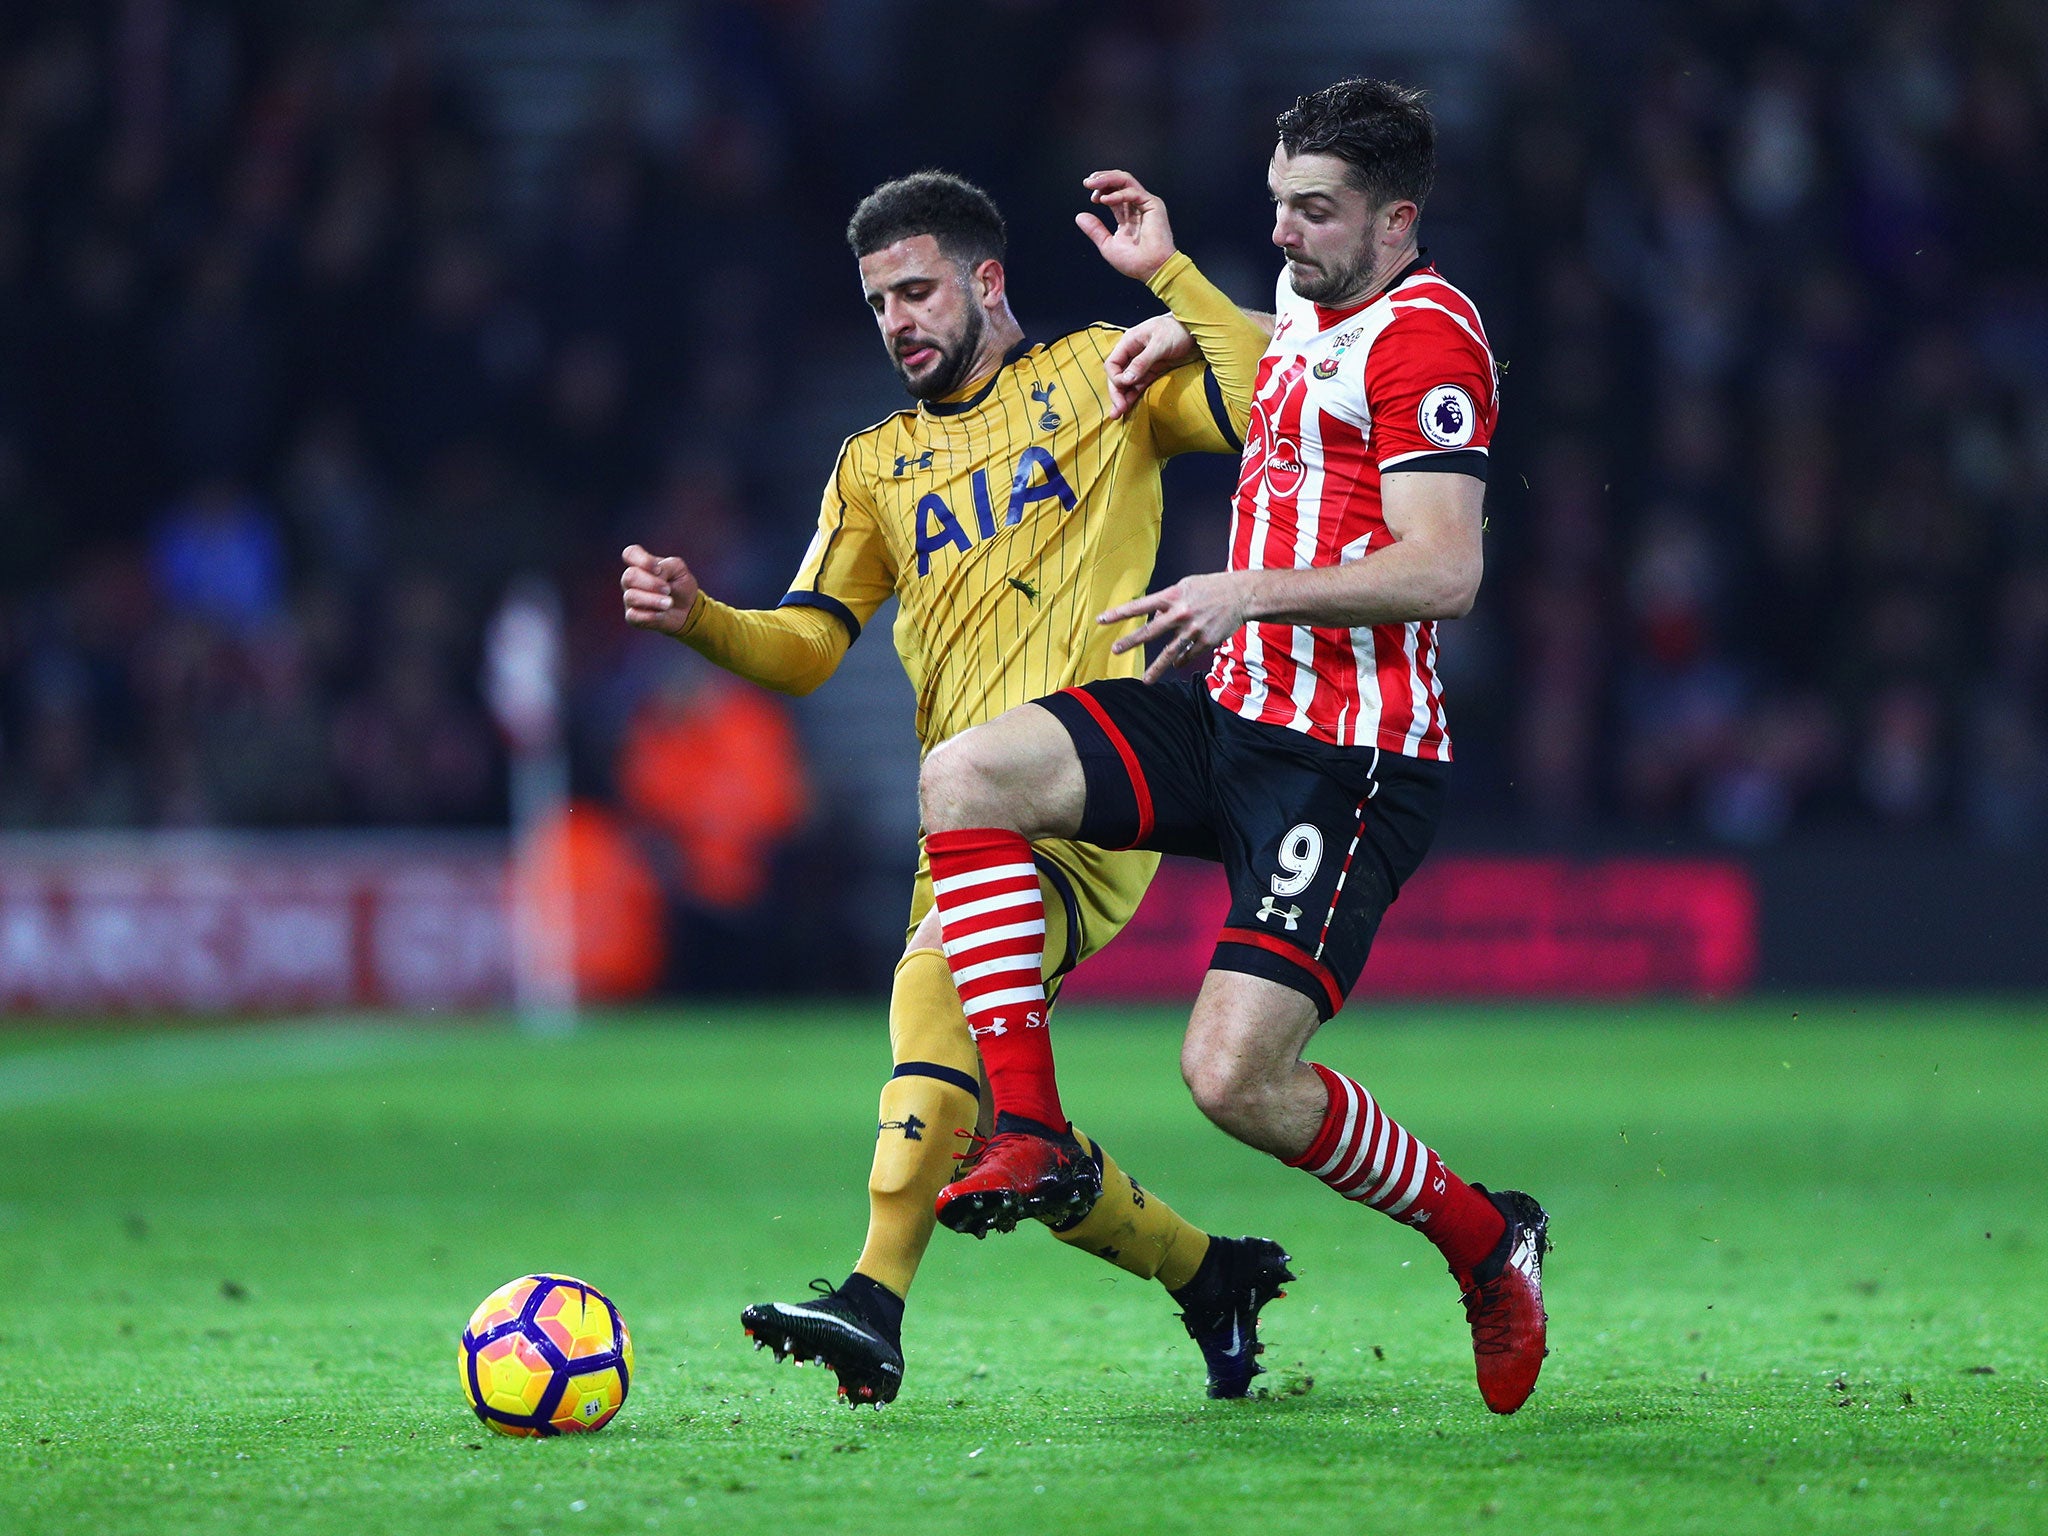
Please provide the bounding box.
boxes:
[972,256,1007,311]
[1382,199,1420,240]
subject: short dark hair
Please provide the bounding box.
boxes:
[1276,78,1436,209]
[846,171,1007,268]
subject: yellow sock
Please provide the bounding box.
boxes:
[1050,1129,1211,1293]
[853,948,980,1298]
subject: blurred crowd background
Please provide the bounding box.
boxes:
[1,0,2043,987]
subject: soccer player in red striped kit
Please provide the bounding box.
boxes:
[914,79,1551,1414]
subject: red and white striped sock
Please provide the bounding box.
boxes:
[1286,1062,1505,1276]
[923,829,1064,1130]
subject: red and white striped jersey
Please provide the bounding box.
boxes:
[1206,258,1498,758]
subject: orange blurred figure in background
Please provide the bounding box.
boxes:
[616,674,811,913]
[513,799,665,1001]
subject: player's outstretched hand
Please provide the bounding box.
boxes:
[1100,571,1254,684]
[620,544,701,638]
[1075,169,1177,285]
[1104,314,1196,419]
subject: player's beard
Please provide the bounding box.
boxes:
[1286,241,1379,306]
[894,304,986,401]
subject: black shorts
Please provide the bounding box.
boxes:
[1038,677,1447,1020]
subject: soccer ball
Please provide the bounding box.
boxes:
[459,1274,634,1437]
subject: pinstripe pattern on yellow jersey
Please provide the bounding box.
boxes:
[786,325,1239,751]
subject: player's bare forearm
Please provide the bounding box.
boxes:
[1097,473,1484,679]
[1253,472,1484,626]
[1101,552,1469,683]
[1241,543,1478,628]
[1246,473,1485,627]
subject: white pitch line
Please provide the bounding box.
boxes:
[0,1020,479,1109]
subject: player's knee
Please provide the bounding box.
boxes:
[1184,1032,1302,1142]
[919,726,1013,831]
[1181,1051,1262,1135]
[918,733,983,830]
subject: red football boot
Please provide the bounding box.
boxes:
[934,1115,1103,1237]
[1457,1187,1551,1414]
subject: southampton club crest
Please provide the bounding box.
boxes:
[1418,384,1476,448]
[1311,325,1363,382]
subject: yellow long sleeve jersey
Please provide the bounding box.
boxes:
[682,262,1258,750]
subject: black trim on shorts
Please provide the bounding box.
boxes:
[1039,676,1448,1020]
[1038,688,1153,852]
[1213,927,1346,1021]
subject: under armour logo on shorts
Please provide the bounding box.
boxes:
[1255,897,1302,931]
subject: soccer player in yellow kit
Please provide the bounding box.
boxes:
[620,170,1290,1405]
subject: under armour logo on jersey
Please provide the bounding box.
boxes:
[971,1017,1008,1039]
[879,1114,927,1141]
[1031,382,1061,431]
[1255,897,1302,931]
[893,448,936,476]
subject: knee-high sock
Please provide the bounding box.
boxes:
[1285,1062,1506,1277]
[922,828,1065,1129]
[1050,1131,1210,1293]
[853,947,981,1297]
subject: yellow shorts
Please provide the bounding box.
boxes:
[906,837,1160,997]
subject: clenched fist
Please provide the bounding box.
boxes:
[620,544,701,637]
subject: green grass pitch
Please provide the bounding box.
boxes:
[1,1001,2043,1535]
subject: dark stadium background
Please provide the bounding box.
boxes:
[1,0,2044,1010]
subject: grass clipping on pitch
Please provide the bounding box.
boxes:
[0,1002,2041,1535]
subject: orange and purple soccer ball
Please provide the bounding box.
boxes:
[459,1274,633,1437]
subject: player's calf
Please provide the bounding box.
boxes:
[1178,973,1337,1158]
[1180,1049,1328,1161]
